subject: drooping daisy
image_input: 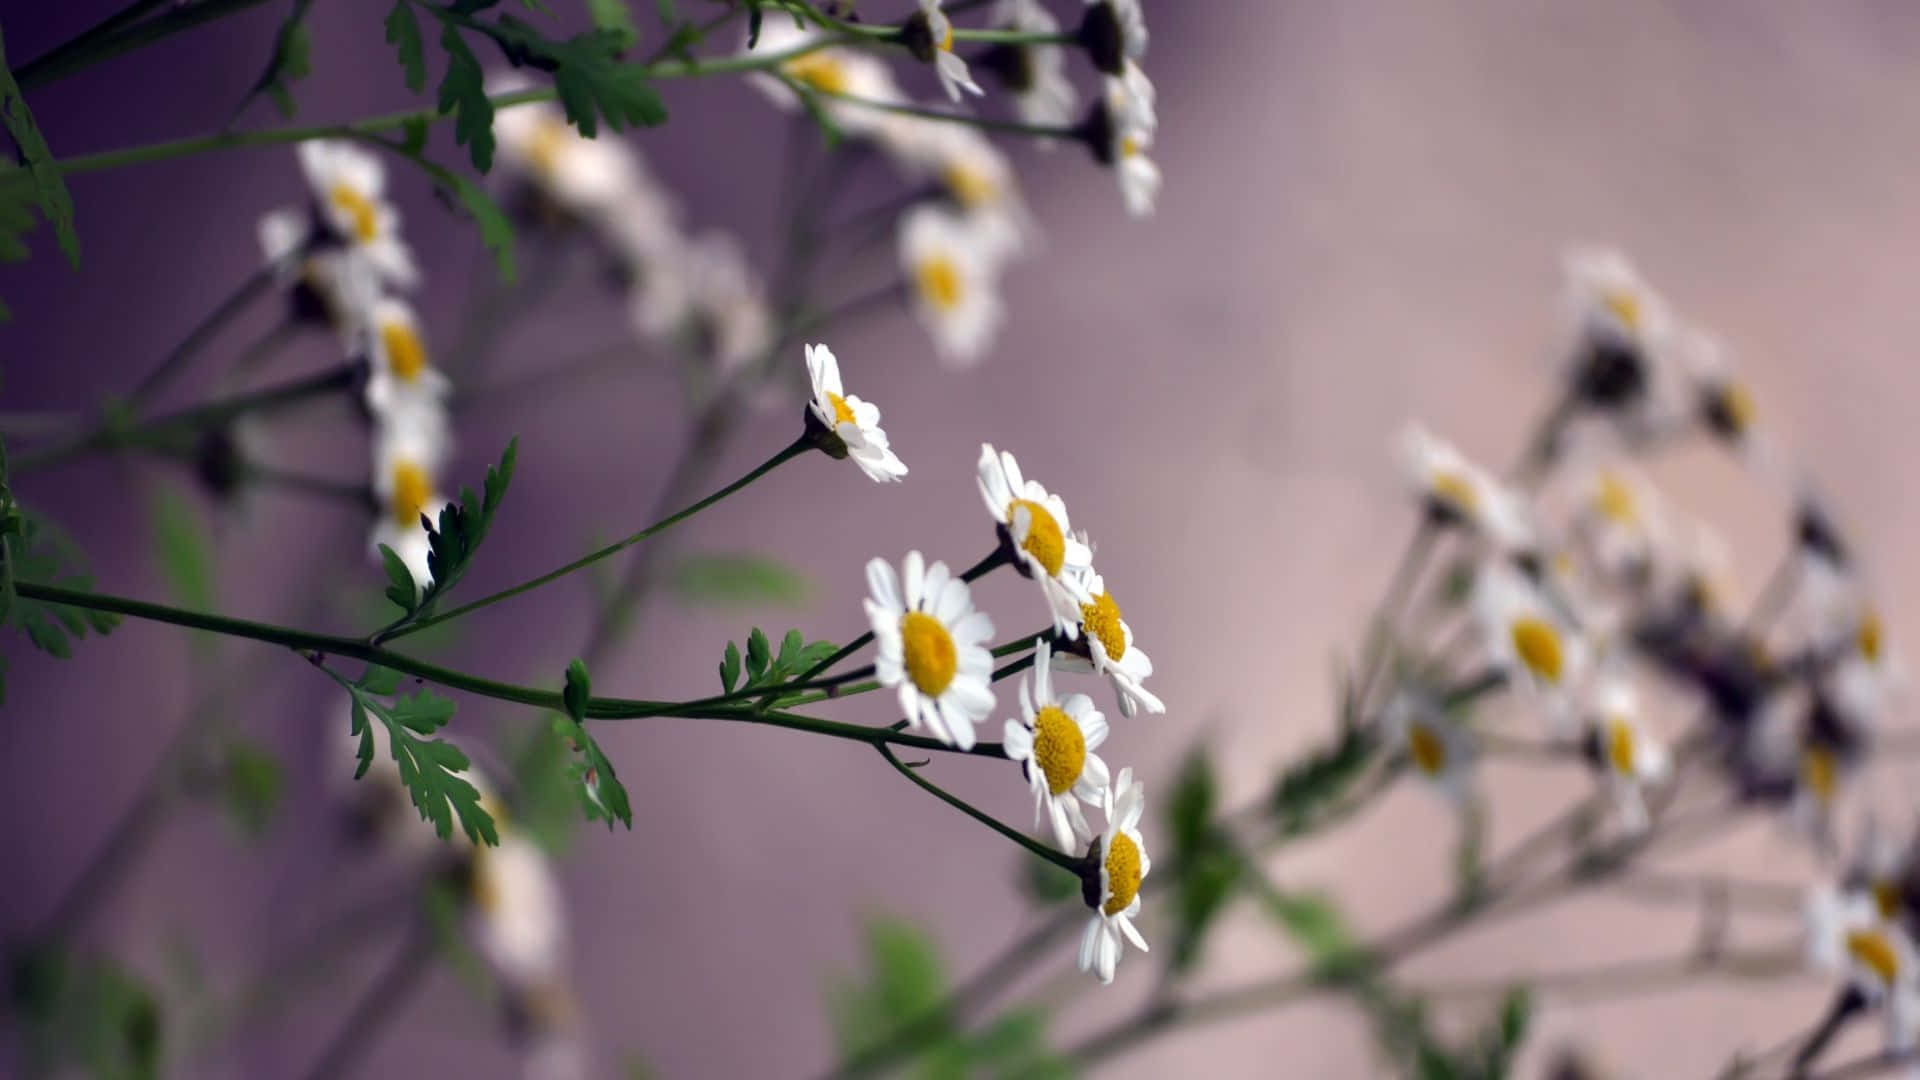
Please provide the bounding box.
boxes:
[1582,678,1669,833]
[468,830,569,991]
[363,297,450,421]
[1806,885,1920,1055]
[257,208,379,342]
[1556,249,1691,442]
[1078,0,1149,76]
[899,206,1006,365]
[1383,691,1475,802]
[296,139,418,289]
[674,232,775,375]
[1058,566,1164,716]
[1079,766,1150,985]
[1572,465,1666,587]
[1003,642,1111,851]
[490,74,641,219]
[907,0,983,102]
[896,123,1034,260]
[1398,424,1535,553]
[1086,64,1161,217]
[804,343,907,483]
[866,551,997,749]
[977,444,1094,634]
[370,417,452,593]
[985,0,1078,131]
[1847,816,1914,925]
[1473,561,1589,729]
[745,21,915,145]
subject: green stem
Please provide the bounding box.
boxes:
[15,0,277,92]
[768,1,1077,45]
[378,434,813,643]
[128,263,284,409]
[875,741,1081,873]
[808,84,1083,140]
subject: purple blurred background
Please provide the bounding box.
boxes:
[7,1,1920,1076]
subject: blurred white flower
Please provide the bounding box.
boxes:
[918,0,983,102]
[746,21,917,146]
[1093,63,1161,217]
[866,551,997,749]
[370,417,452,592]
[896,123,1034,260]
[674,232,774,374]
[1384,692,1475,802]
[1398,424,1535,553]
[977,444,1094,635]
[491,77,642,218]
[470,831,569,990]
[364,297,450,421]
[1806,884,1920,1054]
[1003,642,1111,851]
[296,139,418,289]
[990,0,1078,131]
[257,208,379,343]
[1080,766,1150,984]
[899,206,1006,364]
[1081,0,1149,74]
[805,343,907,483]
[1584,677,1669,833]
[1473,561,1589,730]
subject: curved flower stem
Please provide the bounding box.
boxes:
[14,0,276,92]
[378,435,814,644]
[809,85,1084,140]
[875,741,1084,873]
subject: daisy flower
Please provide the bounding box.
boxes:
[1398,424,1535,553]
[1847,816,1913,924]
[1087,64,1162,217]
[363,297,450,421]
[745,21,917,146]
[1059,566,1164,716]
[899,206,1007,365]
[1676,328,1791,479]
[1806,885,1920,1055]
[866,551,997,749]
[1079,766,1150,985]
[296,139,418,289]
[1472,561,1588,729]
[674,232,775,375]
[1572,466,1666,587]
[1556,249,1691,441]
[985,0,1079,131]
[897,123,1034,260]
[490,75,641,219]
[1003,642,1111,851]
[371,417,452,593]
[257,208,379,342]
[1078,0,1149,76]
[977,444,1094,634]
[908,0,983,102]
[1383,692,1475,803]
[804,343,907,483]
[1582,678,1669,833]
[469,830,569,991]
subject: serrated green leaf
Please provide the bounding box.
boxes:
[235,0,318,122]
[390,687,456,734]
[435,22,496,172]
[477,16,667,138]
[670,551,813,609]
[386,0,429,93]
[831,918,950,1060]
[339,673,496,845]
[1270,724,1378,835]
[378,543,417,611]
[0,25,78,268]
[563,658,591,720]
[746,628,770,680]
[720,640,741,692]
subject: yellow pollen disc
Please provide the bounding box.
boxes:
[1875,879,1904,921]
[470,857,501,912]
[1408,723,1447,776]
[1119,134,1141,159]
[1030,704,1087,796]
[1802,747,1838,804]
[939,24,955,51]
[1080,591,1127,662]
[827,391,857,427]
[329,183,380,244]
[390,461,432,529]
[1602,289,1641,332]
[1849,929,1901,986]
[1007,498,1066,577]
[1103,832,1142,916]
[1430,470,1478,514]
[943,164,997,209]
[1717,383,1756,434]
[381,320,428,383]
[1605,718,1637,775]
[899,611,959,696]
[784,54,849,95]
[527,116,570,176]
[1509,617,1565,684]
[1859,611,1884,664]
[1595,471,1637,524]
[914,254,964,313]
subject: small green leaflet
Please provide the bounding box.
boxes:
[558,659,633,829]
[715,627,837,694]
[0,26,78,321]
[344,666,498,845]
[586,0,640,53]
[436,21,497,172]
[2,508,119,702]
[378,437,519,623]
[232,0,318,121]
[400,151,517,282]
[385,0,429,92]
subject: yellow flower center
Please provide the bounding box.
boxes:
[329,183,380,244]
[1716,383,1756,435]
[1119,134,1142,159]
[1602,288,1641,332]
[899,611,958,696]
[1509,617,1565,684]
[943,164,998,209]
[939,24,955,51]
[1595,471,1637,525]
[1007,497,1066,577]
[381,319,428,383]
[914,254,964,313]
[1848,929,1901,986]
[1430,470,1478,514]
[1875,879,1904,921]
[827,391,857,427]
[1103,832,1142,916]
[1802,746,1838,804]
[1030,704,1087,796]
[1605,718,1637,776]
[527,116,570,177]
[390,461,433,529]
[1080,591,1127,662]
[1860,611,1884,664]
[784,54,849,95]
[1408,722,1447,776]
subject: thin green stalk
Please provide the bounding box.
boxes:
[768,1,1077,45]
[378,434,814,643]
[127,258,280,409]
[875,742,1081,873]
[15,0,276,92]
[809,84,1084,140]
